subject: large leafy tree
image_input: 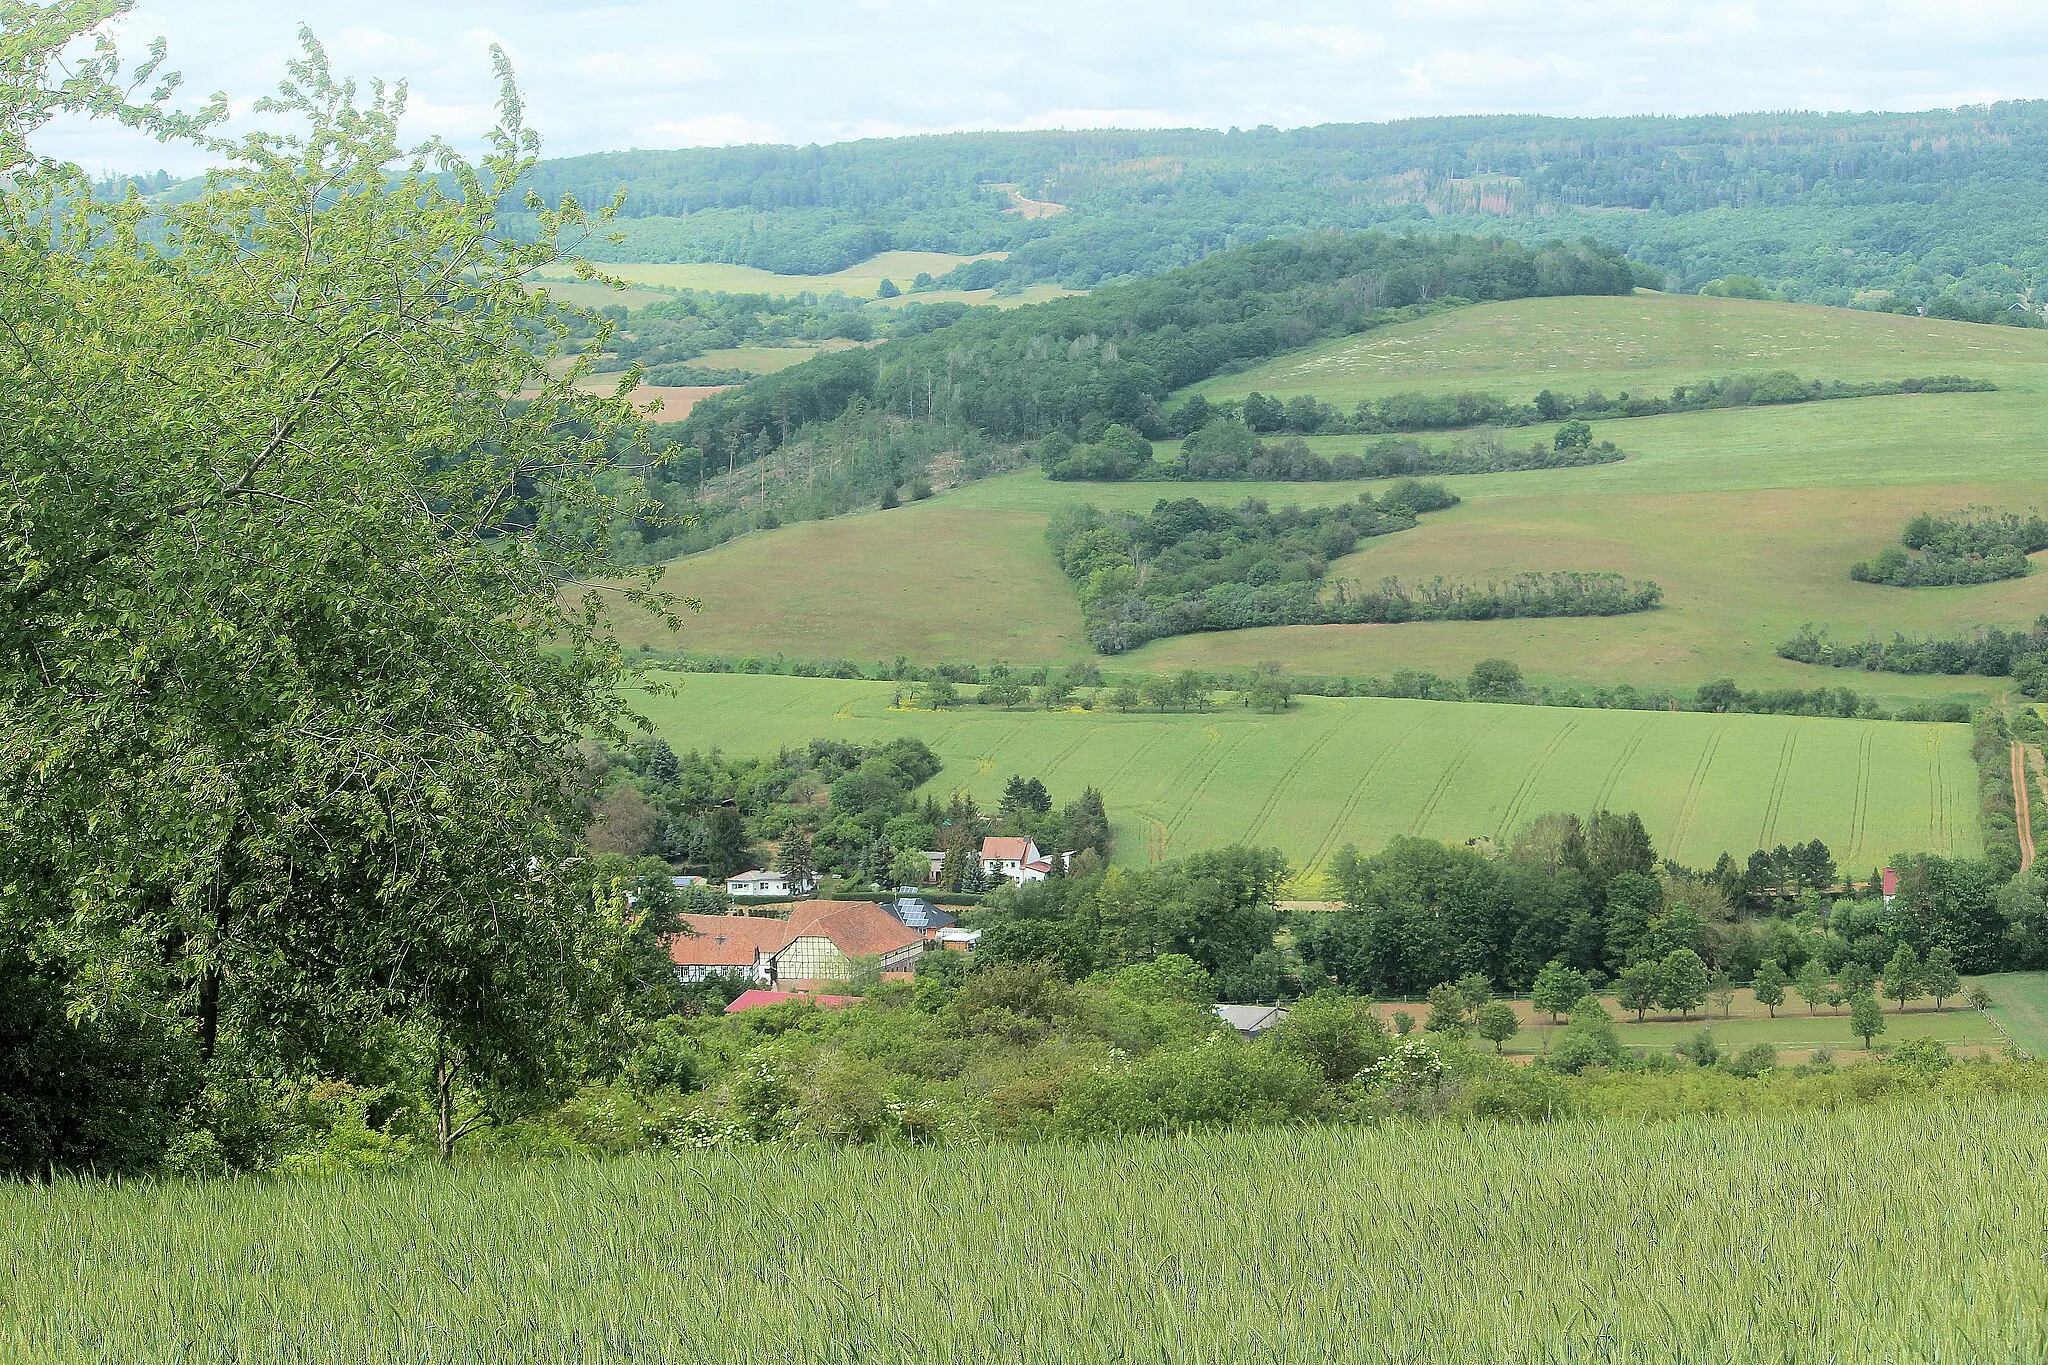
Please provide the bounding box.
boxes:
[1,4,681,1170]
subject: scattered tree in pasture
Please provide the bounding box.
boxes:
[1921,945,1961,1010]
[919,678,959,709]
[1615,962,1660,1021]
[1676,1029,1721,1067]
[1474,1000,1521,1053]
[1454,972,1494,1017]
[1884,945,1924,1012]
[1531,961,1591,1022]
[1752,959,1789,1018]
[1796,959,1832,1014]
[1839,961,1875,999]
[1849,992,1888,1049]
[1708,968,1738,1019]
[1657,950,1711,1020]
[1968,985,1994,1012]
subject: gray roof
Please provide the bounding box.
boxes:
[1213,1004,1290,1034]
[887,897,957,931]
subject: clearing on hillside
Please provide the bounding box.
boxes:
[631,674,1977,872]
[534,251,1003,300]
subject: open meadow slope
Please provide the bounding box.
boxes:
[625,293,2048,702]
[12,1100,2048,1363]
[631,674,1977,872]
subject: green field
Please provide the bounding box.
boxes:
[621,294,2048,701]
[13,1099,2048,1362]
[633,673,1976,871]
[1438,986,2008,1062]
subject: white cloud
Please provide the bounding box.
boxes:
[33,0,2048,173]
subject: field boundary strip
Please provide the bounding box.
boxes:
[2014,742,2035,873]
[1846,727,1875,863]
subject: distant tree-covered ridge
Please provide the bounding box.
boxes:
[1849,510,2048,587]
[1187,373,1996,440]
[1039,419,1625,483]
[675,232,1636,469]
[502,108,2048,312]
[1047,490,1662,654]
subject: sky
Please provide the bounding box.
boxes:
[41,0,2048,174]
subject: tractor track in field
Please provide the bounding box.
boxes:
[1036,725,1098,782]
[2014,742,2035,874]
[1166,728,1258,847]
[1305,712,1431,873]
[1758,729,1800,849]
[1669,718,1729,862]
[1410,711,1509,837]
[1493,715,1581,845]
[1929,731,1947,850]
[1240,718,1346,847]
[1845,727,1875,862]
[1591,718,1654,815]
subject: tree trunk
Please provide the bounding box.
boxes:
[196,965,221,1062]
[435,1035,458,1162]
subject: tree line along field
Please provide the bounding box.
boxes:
[13,1096,2048,1362]
[609,292,2048,703]
[632,674,1978,873]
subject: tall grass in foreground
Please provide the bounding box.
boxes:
[7,1098,2048,1363]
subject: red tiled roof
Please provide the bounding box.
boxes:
[787,899,925,957]
[1025,860,1052,873]
[667,914,795,968]
[1881,867,1901,897]
[980,836,1034,862]
[724,990,859,1014]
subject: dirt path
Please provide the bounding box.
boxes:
[2014,741,2035,873]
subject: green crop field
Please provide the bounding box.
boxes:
[631,673,1976,872]
[12,1098,2048,1362]
[622,293,2048,703]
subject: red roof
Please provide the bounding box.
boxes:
[724,990,860,1013]
[667,914,796,968]
[1881,867,1901,897]
[980,836,1035,863]
[786,899,924,957]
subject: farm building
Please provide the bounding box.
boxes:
[667,899,924,988]
[885,892,958,937]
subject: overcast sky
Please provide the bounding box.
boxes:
[42,1,2048,173]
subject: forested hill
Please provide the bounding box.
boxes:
[672,232,1636,463]
[514,104,2048,307]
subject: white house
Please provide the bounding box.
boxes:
[726,869,812,898]
[980,837,1056,883]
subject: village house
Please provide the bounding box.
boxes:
[1213,1004,1290,1038]
[725,868,810,898]
[667,899,925,988]
[722,989,860,1015]
[980,836,1055,883]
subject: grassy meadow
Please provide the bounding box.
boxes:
[1397,985,2008,1063]
[628,293,2048,703]
[630,673,1977,872]
[12,1097,2048,1362]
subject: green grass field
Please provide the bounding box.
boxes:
[1434,985,2007,1062]
[628,294,2048,702]
[631,673,1977,871]
[12,1098,2048,1362]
